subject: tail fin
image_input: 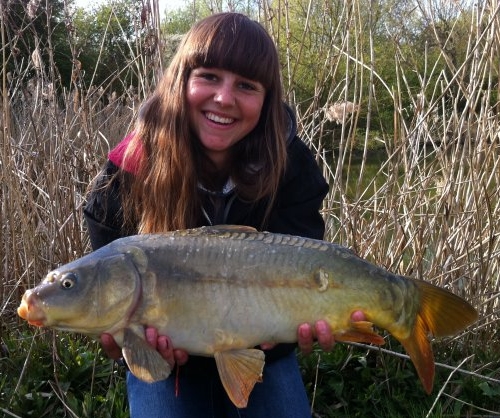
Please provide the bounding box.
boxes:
[398,280,478,394]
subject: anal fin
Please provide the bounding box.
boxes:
[214,348,265,408]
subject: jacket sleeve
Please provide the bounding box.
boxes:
[83,161,126,250]
[267,136,329,240]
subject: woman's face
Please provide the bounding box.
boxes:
[186,67,266,168]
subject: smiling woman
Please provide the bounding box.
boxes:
[81,11,337,418]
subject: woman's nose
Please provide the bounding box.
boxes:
[213,82,236,107]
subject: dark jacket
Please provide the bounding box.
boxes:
[83,105,329,373]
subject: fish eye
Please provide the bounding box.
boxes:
[60,273,77,289]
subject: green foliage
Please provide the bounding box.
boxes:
[1,328,127,418]
[162,7,196,35]
[160,0,261,35]
[71,0,153,94]
[2,330,498,417]
[299,342,500,418]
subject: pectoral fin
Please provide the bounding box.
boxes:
[122,328,172,383]
[214,349,265,408]
[334,320,386,345]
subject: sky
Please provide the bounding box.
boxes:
[73,0,185,13]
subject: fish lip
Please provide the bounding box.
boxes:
[27,318,46,327]
[17,292,47,327]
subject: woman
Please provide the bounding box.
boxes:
[84,12,363,418]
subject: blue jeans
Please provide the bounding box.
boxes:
[127,351,312,418]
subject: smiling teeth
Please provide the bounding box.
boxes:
[206,112,234,124]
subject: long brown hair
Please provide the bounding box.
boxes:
[122,13,287,233]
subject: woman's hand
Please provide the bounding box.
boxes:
[297,310,367,354]
[100,333,123,360]
[100,327,189,368]
[143,327,189,368]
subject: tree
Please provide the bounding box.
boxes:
[71,0,147,96]
[1,0,72,88]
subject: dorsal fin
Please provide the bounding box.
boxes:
[205,225,258,234]
[170,225,259,242]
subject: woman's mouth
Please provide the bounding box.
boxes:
[205,112,235,125]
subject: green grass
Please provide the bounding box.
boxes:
[1,329,127,418]
[301,342,500,417]
[2,331,498,417]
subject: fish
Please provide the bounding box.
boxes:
[17,225,478,408]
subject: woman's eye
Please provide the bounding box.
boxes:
[200,72,217,81]
[239,82,256,91]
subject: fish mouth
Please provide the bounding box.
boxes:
[17,291,47,327]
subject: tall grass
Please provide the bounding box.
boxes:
[1,0,499,417]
